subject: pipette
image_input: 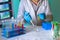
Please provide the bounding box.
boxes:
[30,20,35,27]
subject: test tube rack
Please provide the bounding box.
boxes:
[2,28,25,38]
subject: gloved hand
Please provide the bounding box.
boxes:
[24,11,32,23]
[37,13,46,20]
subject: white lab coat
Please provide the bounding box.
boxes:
[17,0,52,25]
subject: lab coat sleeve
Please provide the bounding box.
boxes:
[45,0,53,21]
[45,0,52,15]
[17,0,25,20]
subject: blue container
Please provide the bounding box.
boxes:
[42,22,52,30]
[2,28,25,38]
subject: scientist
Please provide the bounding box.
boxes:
[17,0,53,26]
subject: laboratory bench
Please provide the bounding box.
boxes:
[0,25,54,40]
[0,21,60,40]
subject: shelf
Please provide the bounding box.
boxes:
[0,17,11,21]
[0,0,11,4]
[0,0,12,20]
[0,10,10,13]
[0,2,9,5]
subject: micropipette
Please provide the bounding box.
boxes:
[30,20,35,27]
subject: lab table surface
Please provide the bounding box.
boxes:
[0,26,53,40]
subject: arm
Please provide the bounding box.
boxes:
[45,0,53,22]
[17,0,25,23]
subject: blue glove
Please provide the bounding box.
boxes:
[24,11,32,23]
[38,13,46,20]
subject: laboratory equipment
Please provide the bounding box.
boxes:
[52,21,60,40]
[0,0,12,20]
[0,4,9,11]
[0,0,13,28]
[24,11,32,23]
[2,18,25,38]
[0,11,10,19]
[24,11,35,27]
[2,28,25,38]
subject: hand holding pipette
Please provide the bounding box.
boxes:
[24,11,35,27]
